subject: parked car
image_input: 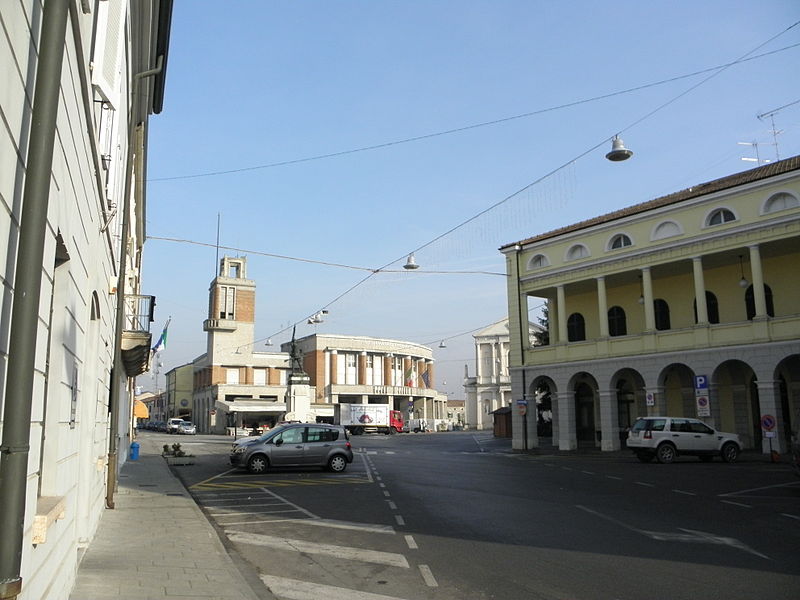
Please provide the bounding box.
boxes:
[626,416,741,464]
[167,418,185,434]
[230,423,353,474]
[177,421,196,435]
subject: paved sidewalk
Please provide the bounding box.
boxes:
[70,436,270,600]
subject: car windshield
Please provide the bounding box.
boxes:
[182,422,193,427]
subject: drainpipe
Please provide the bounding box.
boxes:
[0,3,69,599]
[514,246,528,451]
[106,55,163,509]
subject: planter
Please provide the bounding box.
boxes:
[164,455,195,466]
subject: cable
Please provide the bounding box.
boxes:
[149,42,800,182]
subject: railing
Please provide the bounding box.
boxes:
[123,294,154,333]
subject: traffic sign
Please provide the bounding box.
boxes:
[760,414,776,431]
[694,375,708,390]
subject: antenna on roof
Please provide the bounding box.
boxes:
[737,141,771,165]
[756,99,799,162]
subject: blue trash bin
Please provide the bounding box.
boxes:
[130,441,140,461]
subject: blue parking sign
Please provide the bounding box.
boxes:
[694,375,708,389]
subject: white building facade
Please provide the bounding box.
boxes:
[0,2,172,599]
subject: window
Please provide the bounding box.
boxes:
[567,313,586,342]
[275,427,304,445]
[706,208,736,226]
[226,368,240,385]
[307,427,338,443]
[608,234,632,250]
[219,285,235,319]
[694,291,720,324]
[528,254,549,269]
[253,368,266,386]
[608,306,627,336]
[745,284,775,319]
[763,192,799,214]
[566,244,590,261]
[651,220,682,240]
[653,299,671,330]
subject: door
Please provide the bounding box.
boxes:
[304,426,336,466]
[270,426,306,466]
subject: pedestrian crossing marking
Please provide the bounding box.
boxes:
[190,476,369,491]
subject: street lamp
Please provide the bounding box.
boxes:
[606,135,633,161]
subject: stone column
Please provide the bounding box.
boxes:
[596,277,609,337]
[748,244,768,318]
[642,267,655,331]
[692,257,708,324]
[598,389,620,451]
[358,351,367,385]
[755,380,786,454]
[556,390,577,451]
[329,350,338,385]
[384,355,392,386]
[556,284,567,343]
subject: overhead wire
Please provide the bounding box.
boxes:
[149,42,800,182]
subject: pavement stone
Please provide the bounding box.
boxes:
[70,437,271,600]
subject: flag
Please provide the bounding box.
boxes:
[152,318,170,353]
[421,371,430,388]
[404,366,414,387]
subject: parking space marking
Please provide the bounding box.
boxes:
[418,565,438,587]
[260,575,409,600]
[672,489,696,496]
[228,531,410,568]
[605,475,622,480]
[190,476,370,491]
[719,480,800,497]
[721,500,751,508]
[405,535,418,549]
[394,515,405,526]
[781,513,800,521]
[635,481,655,488]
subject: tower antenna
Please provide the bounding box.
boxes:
[757,98,800,162]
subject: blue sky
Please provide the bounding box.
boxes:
[143,1,800,396]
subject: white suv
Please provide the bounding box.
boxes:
[626,416,741,464]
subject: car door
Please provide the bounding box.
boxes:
[304,426,336,466]
[688,419,717,452]
[270,426,306,466]
[667,418,695,451]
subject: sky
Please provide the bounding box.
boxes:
[142,1,800,397]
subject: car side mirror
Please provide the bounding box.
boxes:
[274,438,283,446]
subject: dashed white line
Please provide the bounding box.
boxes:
[721,500,751,508]
[635,481,655,488]
[387,501,397,510]
[605,475,622,480]
[781,513,800,521]
[378,482,386,488]
[261,575,410,600]
[405,535,418,549]
[394,515,405,526]
[581,470,595,475]
[672,489,696,496]
[418,565,438,587]
[383,490,391,497]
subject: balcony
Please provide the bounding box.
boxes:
[203,318,238,332]
[121,294,154,377]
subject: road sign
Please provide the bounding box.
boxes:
[760,414,776,431]
[645,392,655,407]
[694,375,708,389]
[696,395,710,417]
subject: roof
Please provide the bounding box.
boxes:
[500,154,800,250]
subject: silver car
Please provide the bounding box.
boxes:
[230,423,353,474]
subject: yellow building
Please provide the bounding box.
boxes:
[501,156,800,455]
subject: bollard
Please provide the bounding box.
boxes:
[130,441,140,461]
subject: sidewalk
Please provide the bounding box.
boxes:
[70,436,270,600]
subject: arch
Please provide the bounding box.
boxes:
[527,253,550,270]
[711,359,759,449]
[608,305,627,336]
[774,354,800,450]
[705,207,737,227]
[610,368,647,440]
[653,298,670,330]
[651,220,683,240]
[531,375,556,439]
[569,372,599,445]
[607,233,633,251]
[762,191,799,215]
[567,312,586,342]
[694,291,719,324]
[745,284,775,319]
[565,243,590,261]
[657,363,696,417]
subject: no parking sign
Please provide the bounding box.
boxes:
[760,414,776,432]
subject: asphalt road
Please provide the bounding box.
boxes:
[156,430,800,600]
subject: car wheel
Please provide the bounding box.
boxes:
[635,452,654,463]
[656,443,676,464]
[247,454,269,474]
[328,455,347,473]
[721,442,739,463]
[699,455,713,462]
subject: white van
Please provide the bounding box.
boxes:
[167,418,184,434]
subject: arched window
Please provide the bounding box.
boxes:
[745,284,775,320]
[527,254,549,270]
[706,208,736,226]
[608,306,627,337]
[566,244,590,261]
[567,313,586,342]
[763,192,799,214]
[694,291,720,324]
[651,220,682,240]
[608,233,632,250]
[653,299,670,330]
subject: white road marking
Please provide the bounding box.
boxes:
[209,508,301,517]
[781,513,800,521]
[719,480,800,497]
[385,451,396,454]
[383,490,391,497]
[260,488,319,518]
[635,481,655,487]
[394,515,405,526]
[387,501,397,510]
[581,470,595,475]
[379,483,386,488]
[227,531,409,568]
[576,505,770,559]
[720,500,751,508]
[672,489,696,496]
[263,518,395,534]
[605,475,622,480]
[405,535,418,549]
[418,565,438,587]
[261,575,410,600]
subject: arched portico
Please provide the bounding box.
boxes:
[658,363,696,418]
[610,368,647,449]
[712,360,758,449]
[567,372,599,448]
[775,354,800,450]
